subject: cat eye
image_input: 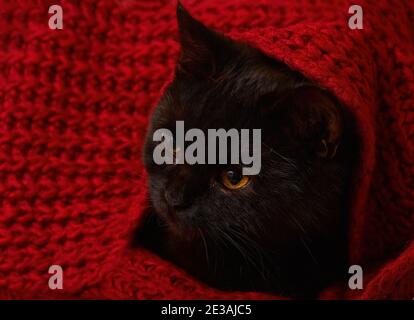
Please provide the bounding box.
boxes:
[220,170,250,190]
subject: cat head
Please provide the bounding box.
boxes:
[142,4,355,265]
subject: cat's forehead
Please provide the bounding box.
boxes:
[171,53,302,123]
[166,66,280,127]
[166,85,256,130]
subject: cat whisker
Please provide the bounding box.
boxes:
[287,214,319,266]
[217,225,271,285]
[227,227,272,283]
[299,237,319,266]
[198,227,210,269]
[216,227,250,266]
[263,143,297,168]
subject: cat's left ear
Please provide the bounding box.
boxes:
[176,2,232,77]
[263,86,343,159]
[292,87,343,159]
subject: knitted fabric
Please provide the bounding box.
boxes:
[0,0,413,299]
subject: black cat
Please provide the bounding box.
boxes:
[137,3,358,298]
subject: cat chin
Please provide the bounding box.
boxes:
[166,211,204,233]
[159,214,203,242]
[168,224,200,242]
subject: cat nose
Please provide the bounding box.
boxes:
[164,188,190,211]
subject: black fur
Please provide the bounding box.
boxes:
[137,4,358,298]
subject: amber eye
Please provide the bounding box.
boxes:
[221,170,250,190]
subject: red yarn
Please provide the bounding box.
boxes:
[0,0,413,299]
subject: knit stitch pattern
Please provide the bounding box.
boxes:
[0,0,413,299]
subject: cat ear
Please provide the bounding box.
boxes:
[176,2,231,77]
[293,87,343,159]
[263,86,343,159]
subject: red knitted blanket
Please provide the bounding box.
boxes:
[0,0,413,299]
